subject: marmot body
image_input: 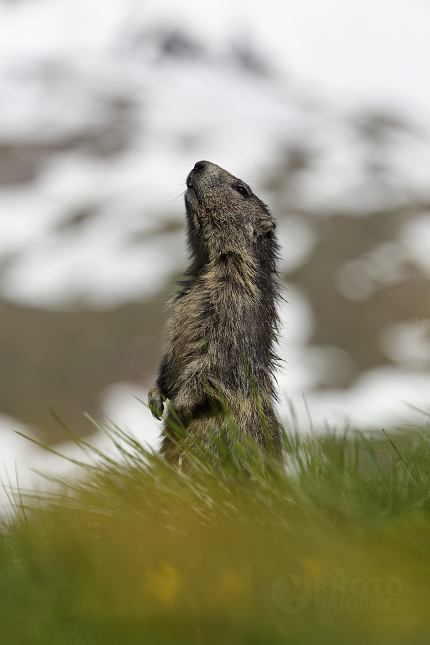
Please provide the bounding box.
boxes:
[148,160,282,461]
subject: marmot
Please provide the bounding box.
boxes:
[148,160,282,462]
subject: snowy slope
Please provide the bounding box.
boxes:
[1,0,430,500]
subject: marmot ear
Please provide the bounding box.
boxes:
[256,217,276,237]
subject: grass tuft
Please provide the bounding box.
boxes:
[1,409,430,644]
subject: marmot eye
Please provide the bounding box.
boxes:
[233,185,249,197]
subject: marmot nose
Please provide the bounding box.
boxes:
[194,160,207,172]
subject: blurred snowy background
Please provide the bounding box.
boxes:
[2,0,430,504]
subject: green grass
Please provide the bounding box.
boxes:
[1,410,430,644]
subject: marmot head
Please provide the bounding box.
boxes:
[184,160,278,267]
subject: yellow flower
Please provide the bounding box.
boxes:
[143,561,181,606]
[215,567,252,604]
[301,555,328,579]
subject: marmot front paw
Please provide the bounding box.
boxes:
[148,383,164,420]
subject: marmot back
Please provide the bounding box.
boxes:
[148,160,282,462]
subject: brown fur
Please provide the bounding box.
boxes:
[148,160,282,462]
